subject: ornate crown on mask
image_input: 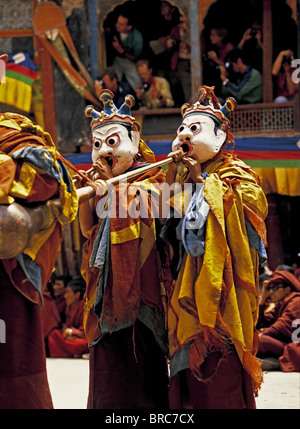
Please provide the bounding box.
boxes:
[181,85,236,144]
[84,89,141,132]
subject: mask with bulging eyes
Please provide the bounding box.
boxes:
[172,113,227,164]
[91,123,140,177]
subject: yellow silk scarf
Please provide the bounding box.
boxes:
[168,154,268,394]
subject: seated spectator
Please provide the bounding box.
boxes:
[167,15,191,105]
[219,48,262,104]
[256,270,300,371]
[206,27,235,67]
[48,277,89,358]
[148,1,180,79]
[108,11,143,91]
[52,274,72,324]
[94,67,139,109]
[202,27,234,97]
[272,49,299,103]
[237,23,263,73]
[135,59,174,109]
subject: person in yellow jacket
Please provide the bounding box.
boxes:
[159,85,268,409]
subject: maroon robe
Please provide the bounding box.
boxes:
[87,320,169,409]
[257,291,300,370]
[279,342,300,372]
[0,262,53,409]
[82,167,169,409]
[168,351,256,409]
[54,293,67,324]
[0,112,77,408]
[40,291,61,339]
[48,300,89,357]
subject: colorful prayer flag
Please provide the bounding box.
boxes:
[0,52,37,112]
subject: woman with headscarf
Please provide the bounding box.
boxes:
[257,270,300,371]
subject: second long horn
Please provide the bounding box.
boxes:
[76,156,174,204]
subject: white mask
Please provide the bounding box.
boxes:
[172,113,226,163]
[92,123,139,177]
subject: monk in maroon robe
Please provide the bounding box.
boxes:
[257,270,300,371]
[0,106,78,407]
[41,290,61,341]
[48,278,89,357]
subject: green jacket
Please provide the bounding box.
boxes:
[222,66,262,104]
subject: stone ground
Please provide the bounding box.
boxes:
[46,358,300,410]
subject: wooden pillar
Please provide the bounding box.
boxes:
[37,39,57,143]
[262,0,273,102]
[88,0,98,80]
[32,1,57,144]
[190,0,202,98]
[265,195,285,270]
[297,0,300,104]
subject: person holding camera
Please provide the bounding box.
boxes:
[201,27,235,99]
[206,27,235,67]
[272,49,299,103]
[166,15,192,106]
[219,48,262,104]
[237,24,263,73]
[135,59,174,109]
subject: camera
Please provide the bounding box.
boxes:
[143,83,151,92]
[250,28,257,37]
[283,56,294,65]
[138,83,151,94]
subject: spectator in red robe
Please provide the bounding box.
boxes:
[257,270,300,371]
[48,277,89,358]
[52,274,72,324]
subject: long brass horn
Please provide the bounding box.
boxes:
[76,156,173,204]
[0,201,56,259]
[0,157,173,259]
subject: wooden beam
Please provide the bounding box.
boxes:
[262,0,273,102]
[0,29,34,38]
[37,37,57,144]
[32,1,57,144]
[88,0,98,80]
[266,195,285,270]
[297,0,300,106]
[190,0,202,98]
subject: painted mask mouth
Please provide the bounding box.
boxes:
[105,155,117,169]
[179,141,192,156]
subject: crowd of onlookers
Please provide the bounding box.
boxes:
[93,1,298,111]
